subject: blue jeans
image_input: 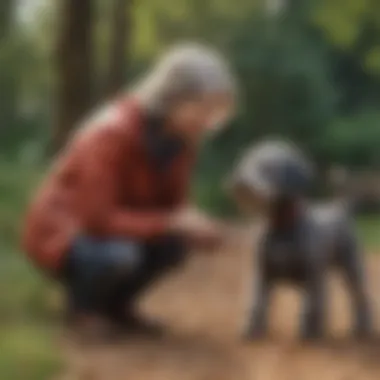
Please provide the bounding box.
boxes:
[62,235,186,319]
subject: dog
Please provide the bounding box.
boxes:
[227,139,372,341]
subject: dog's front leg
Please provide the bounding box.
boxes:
[300,255,326,341]
[243,242,273,341]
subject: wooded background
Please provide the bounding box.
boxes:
[4,0,380,213]
[4,1,380,378]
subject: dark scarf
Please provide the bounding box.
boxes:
[143,111,185,172]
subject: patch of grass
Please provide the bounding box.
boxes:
[0,162,61,380]
[356,215,380,251]
[0,325,61,380]
[0,257,61,380]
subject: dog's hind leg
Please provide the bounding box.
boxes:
[338,223,372,338]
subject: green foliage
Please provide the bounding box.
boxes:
[319,112,380,166]
[0,325,60,380]
[0,5,52,157]
[228,17,336,148]
[0,163,60,380]
[313,0,370,49]
[130,0,260,59]
[120,0,380,212]
[356,215,380,250]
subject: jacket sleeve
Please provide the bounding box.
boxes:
[76,121,172,239]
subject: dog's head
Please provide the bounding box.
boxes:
[226,139,314,215]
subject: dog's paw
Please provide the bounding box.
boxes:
[353,327,373,342]
[241,326,267,342]
[299,330,325,343]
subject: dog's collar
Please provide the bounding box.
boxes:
[269,199,305,230]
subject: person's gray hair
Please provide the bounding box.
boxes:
[134,42,236,113]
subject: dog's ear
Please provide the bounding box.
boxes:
[224,174,269,216]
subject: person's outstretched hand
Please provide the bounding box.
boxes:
[169,207,227,250]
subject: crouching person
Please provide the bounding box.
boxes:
[227,139,372,341]
[22,43,236,341]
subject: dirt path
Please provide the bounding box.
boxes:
[57,228,380,380]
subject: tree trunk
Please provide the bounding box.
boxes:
[0,0,13,39]
[53,0,94,153]
[105,0,132,98]
[0,0,17,143]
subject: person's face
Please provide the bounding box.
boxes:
[169,93,234,146]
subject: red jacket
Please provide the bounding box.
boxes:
[22,98,195,273]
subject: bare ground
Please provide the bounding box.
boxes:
[56,228,380,380]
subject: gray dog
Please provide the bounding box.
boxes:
[227,139,372,341]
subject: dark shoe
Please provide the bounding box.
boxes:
[67,313,120,344]
[241,326,267,342]
[114,312,166,337]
